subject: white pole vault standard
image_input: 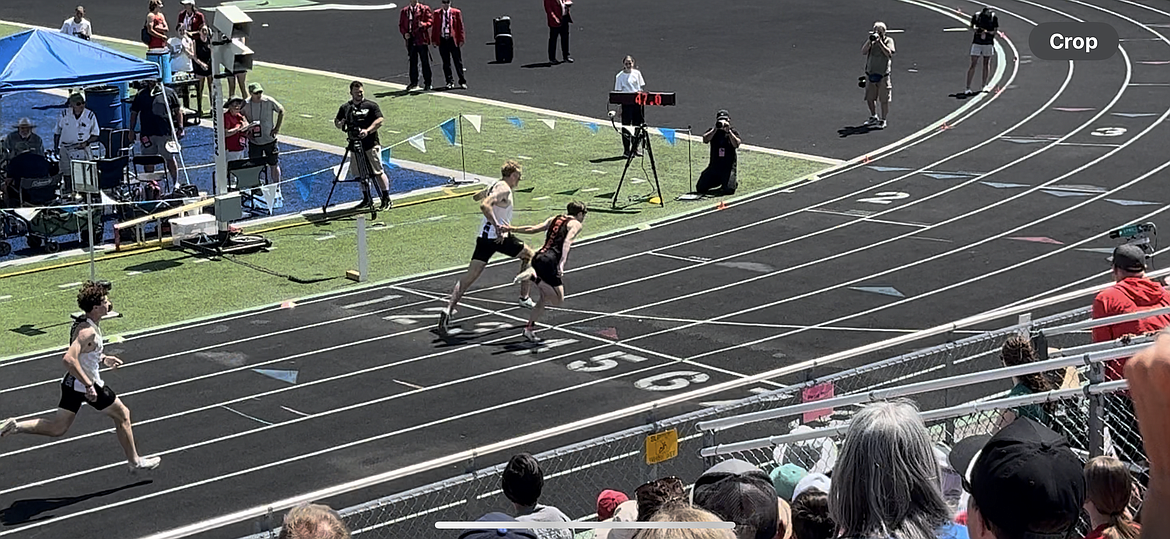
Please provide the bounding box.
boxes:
[356,215,369,282]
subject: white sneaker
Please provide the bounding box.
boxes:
[0,418,16,437]
[875,119,887,129]
[523,328,543,343]
[129,455,161,473]
[864,115,879,126]
[518,297,537,309]
[512,268,536,285]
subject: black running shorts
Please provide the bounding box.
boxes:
[59,375,117,413]
[471,234,526,263]
[532,250,563,288]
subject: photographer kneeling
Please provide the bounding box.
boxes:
[694,110,741,196]
[334,81,392,210]
[861,21,895,129]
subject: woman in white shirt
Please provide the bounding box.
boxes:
[614,56,646,157]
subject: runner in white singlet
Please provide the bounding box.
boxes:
[0,282,161,472]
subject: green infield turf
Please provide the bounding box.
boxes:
[0,22,833,358]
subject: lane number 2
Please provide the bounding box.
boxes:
[857,191,910,204]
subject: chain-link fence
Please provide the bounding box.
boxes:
[229,305,1118,539]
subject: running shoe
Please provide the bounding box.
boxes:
[437,308,451,336]
[518,297,537,309]
[0,418,16,437]
[864,115,879,126]
[523,327,543,343]
[129,455,161,473]
[875,119,887,130]
[513,268,536,285]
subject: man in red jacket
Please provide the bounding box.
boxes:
[399,0,433,91]
[1092,244,1170,379]
[544,0,573,64]
[431,0,466,89]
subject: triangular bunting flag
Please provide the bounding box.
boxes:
[382,147,398,170]
[296,175,313,202]
[260,183,284,211]
[440,118,457,145]
[253,368,298,384]
[923,173,968,180]
[660,127,676,146]
[555,188,580,196]
[507,116,524,129]
[583,122,599,133]
[408,133,427,153]
[462,114,482,133]
[867,166,913,172]
[540,119,556,130]
[598,327,618,340]
[849,286,905,298]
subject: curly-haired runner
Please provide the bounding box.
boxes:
[0,282,161,472]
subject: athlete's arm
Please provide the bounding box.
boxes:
[102,354,123,368]
[63,329,97,398]
[472,181,497,202]
[557,221,583,276]
[507,216,554,235]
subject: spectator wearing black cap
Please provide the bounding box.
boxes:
[695,110,740,196]
[501,453,572,539]
[831,400,965,539]
[458,513,538,539]
[1091,244,1170,379]
[947,417,1085,539]
[692,459,779,539]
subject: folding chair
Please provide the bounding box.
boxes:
[100,128,133,158]
[228,159,268,212]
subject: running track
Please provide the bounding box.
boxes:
[4,0,1170,536]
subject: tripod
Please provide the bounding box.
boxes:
[611,123,664,209]
[323,138,383,217]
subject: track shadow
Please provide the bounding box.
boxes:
[588,156,628,164]
[838,124,879,137]
[123,259,183,273]
[948,91,979,100]
[373,89,417,98]
[1,480,152,525]
[520,62,557,69]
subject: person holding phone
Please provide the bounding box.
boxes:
[223,97,255,162]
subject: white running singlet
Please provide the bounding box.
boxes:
[72,319,105,392]
[478,183,513,240]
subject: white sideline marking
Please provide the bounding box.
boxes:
[554,162,568,166]
[316,235,336,241]
[58,282,82,289]
[280,406,310,417]
[532,196,550,201]
[220,406,273,426]
[341,295,403,309]
[393,379,426,390]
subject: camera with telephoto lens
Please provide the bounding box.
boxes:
[858,76,867,88]
[870,32,879,41]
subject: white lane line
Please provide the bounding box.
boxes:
[57,282,82,289]
[0,295,12,301]
[517,155,533,160]
[280,406,310,417]
[220,406,273,426]
[553,162,568,167]
[392,379,426,390]
[316,235,336,241]
[532,196,551,201]
[340,295,403,309]
[646,252,703,263]
[580,187,600,192]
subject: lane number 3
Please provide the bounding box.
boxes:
[857,191,910,204]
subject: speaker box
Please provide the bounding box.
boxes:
[494,34,513,63]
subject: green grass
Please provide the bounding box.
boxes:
[0,23,832,358]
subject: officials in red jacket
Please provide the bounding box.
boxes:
[431,0,466,89]
[399,0,433,90]
[544,0,573,64]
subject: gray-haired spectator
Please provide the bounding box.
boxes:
[277,503,350,539]
[831,400,966,539]
[948,417,1084,539]
[61,6,92,40]
[692,459,780,539]
[501,453,573,539]
[3,118,44,159]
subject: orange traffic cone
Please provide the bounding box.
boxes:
[280,300,297,309]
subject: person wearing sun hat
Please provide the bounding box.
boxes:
[3,118,45,159]
[947,417,1084,539]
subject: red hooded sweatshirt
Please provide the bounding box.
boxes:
[1091,276,1170,379]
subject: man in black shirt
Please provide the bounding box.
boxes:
[334,81,391,210]
[129,80,183,184]
[695,110,741,196]
[966,7,998,95]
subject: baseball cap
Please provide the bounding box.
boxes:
[457,513,539,539]
[948,418,1085,539]
[693,460,779,539]
[597,489,629,520]
[716,109,730,120]
[1112,244,1146,272]
[791,473,831,500]
[769,463,808,501]
[247,82,264,94]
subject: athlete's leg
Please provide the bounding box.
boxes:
[5,408,76,438]
[966,55,979,90]
[981,55,992,89]
[448,260,487,313]
[524,281,562,341]
[517,246,535,301]
[103,398,155,466]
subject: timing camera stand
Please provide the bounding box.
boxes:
[323,139,381,219]
[611,124,664,209]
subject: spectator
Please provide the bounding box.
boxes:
[61,6,92,40]
[769,463,808,502]
[695,110,741,196]
[1092,244,1170,379]
[638,504,737,539]
[278,503,350,539]
[1123,331,1170,539]
[129,79,183,184]
[1083,456,1140,539]
[692,459,779,539]
[3,118,45,158]
[223,97,252,162]
[54,93,100,183]
[458,513,538,539]
[176,0,204,40]
[430,0,467,89]
[831,400,965,539]
[790,487,834,539]
[145,0,168,50]
[861,21,895,129]
[501,453,573,539]
[595,499,638,539]
[947,418,1084,539]
[597,489,629,521]
[544,0,573,64]
[995,334,1063,427]
[192,26,213,118]
[637,476,687,524]
[242,83,285,187]
[775,497,793,539]
[399,0,433,91]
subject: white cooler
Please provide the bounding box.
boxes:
[170,214,216,246]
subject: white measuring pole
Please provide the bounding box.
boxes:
[356,215,369,282]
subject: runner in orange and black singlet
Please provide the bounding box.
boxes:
[506,201,588,342]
